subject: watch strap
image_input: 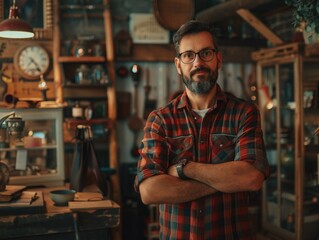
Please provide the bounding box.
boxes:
[176,159,189,180]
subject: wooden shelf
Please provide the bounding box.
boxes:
[58,56,105,63]
[63,83,109,88]
[64,118,111,130]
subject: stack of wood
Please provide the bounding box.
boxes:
[0,185,44,215]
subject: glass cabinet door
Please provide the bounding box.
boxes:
[301,60,319,240]
[260,61,296,237]
[0,108,64,187]
[256,44,319,240]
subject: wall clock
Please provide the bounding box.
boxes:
[14,44,50,80]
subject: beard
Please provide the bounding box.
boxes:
[180,67,218,94]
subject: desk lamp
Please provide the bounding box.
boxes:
[0,112,25,191]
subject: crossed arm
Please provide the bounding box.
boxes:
[139,160,264,205]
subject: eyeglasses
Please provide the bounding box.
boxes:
[178,48,218,64]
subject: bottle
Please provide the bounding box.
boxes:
[75,64,91,84]
[91,64,105,84]
[72,102,83,119]
[84,105,93,120]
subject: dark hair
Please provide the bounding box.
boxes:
[173,20,218,55]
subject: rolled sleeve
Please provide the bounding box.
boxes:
[235,103,270,178]
[134,112,168,192]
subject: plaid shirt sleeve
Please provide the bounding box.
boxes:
[134,110,168,192]
[234,101,270,178]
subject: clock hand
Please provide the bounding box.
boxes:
[29,57,41,72]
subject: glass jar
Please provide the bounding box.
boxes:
[75,64,91,84]
[91,64,106,84]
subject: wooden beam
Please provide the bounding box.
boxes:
[236,8,283,46]
[196,0,274,23]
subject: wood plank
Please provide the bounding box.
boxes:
[0,191,45,216]
[103,0,120,205]
[236,8,283,46]
[103,1,121,239]
[68,200,114,211]
[0,185,26,202]
[251,42,301,61]
[6,82,56,100]
[53,0,63,104]
[58,56,105,63]
[196,0,274,23]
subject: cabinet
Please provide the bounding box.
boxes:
[253,43,319,240]
[53,0,119,203]
[0,108,64,187]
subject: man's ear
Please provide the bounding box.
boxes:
[174,57,182,75]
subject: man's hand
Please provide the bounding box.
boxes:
[168,164,178,177]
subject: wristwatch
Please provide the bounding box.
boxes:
[176,159,189,180]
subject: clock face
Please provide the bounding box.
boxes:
[0,162,9,191]
[14,44,50,80]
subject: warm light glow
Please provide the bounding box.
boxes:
[0,30,34,39]
[266,101,274,110]
[0,0,34,39]
[38,75,48,90]
[258,85,274,110]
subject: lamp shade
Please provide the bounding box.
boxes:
[0,2,34,39]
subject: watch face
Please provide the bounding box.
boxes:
[14,45,50,80]
[179,159,188,166]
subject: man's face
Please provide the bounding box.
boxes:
[174,31,222,94]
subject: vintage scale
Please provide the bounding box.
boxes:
[0,112,25,191]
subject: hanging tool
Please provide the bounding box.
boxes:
[128,64,144,157]
[143,68,157,120]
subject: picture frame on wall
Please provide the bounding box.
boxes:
[0,0,53,40]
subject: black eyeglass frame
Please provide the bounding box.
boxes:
[177,48,218,64]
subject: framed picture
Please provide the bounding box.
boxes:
[0,0,53,40]
[303,82,318,109]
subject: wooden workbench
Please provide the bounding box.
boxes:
[0,187,120,240]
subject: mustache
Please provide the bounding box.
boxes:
[190,67,210,77]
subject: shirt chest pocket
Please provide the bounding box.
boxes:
[210,134,236,163]
[166,136,194,163]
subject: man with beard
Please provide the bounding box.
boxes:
[135,20,269,240]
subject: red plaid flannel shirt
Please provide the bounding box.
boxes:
[135,84,269,240]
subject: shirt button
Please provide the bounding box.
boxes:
[199,210,203,214]
[194,117,197,120]
[219,144,223,147]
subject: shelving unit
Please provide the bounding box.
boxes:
[253,43,319,240]
[52,0,119,205]
[0,108,64,187]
